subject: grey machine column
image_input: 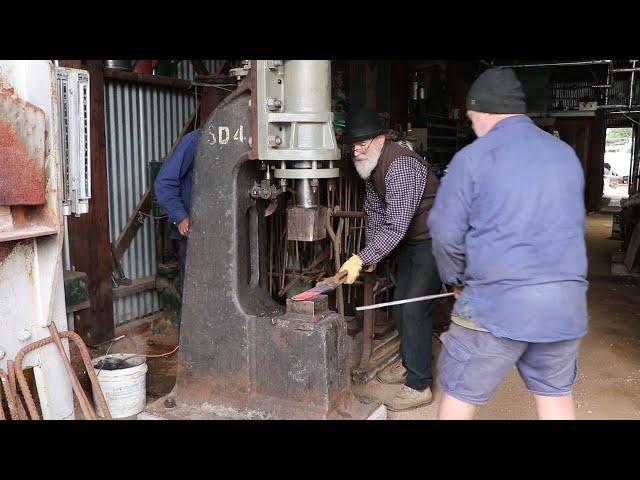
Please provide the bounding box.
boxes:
[149,60,382,419]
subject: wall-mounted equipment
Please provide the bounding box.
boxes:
[56,67,91,216]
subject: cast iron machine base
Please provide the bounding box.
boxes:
[148,70,382,420]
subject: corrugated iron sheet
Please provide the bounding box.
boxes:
[104,79,196,325]
[176,60,229,80]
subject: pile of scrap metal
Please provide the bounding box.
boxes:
[1,322,111,420]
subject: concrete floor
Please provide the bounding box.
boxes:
[107,211,640,420]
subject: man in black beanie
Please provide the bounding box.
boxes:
[428,68,589,419]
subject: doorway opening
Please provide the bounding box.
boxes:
[603,127,633,207]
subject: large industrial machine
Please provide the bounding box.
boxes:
[147,60,387,419]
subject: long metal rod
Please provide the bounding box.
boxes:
[629,61,637,109]
[7,361,26,419]
[598,105,640,111]
[0,369,19,420]
[497,60,612,69]
[355,292,455,311]
[48,323,96,420]
[606,64,612,106]
[598,104,633,109]
[609,111,640,115]
[13,329,112,420]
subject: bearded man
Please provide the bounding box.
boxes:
[339,107,441,411]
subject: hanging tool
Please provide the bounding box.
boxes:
[291,264,376,301]
[291,271,348,301]
[355,292,455,311]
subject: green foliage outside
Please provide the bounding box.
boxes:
[606,128,633,152]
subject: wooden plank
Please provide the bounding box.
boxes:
[215,60,231,76]
[611,252,625,263]
[0,226,57,242]
[365,61,378,110]
[197,60,232,126]
[113,275,157,300]
[190,60,209,76]
[168,106,199,157]
[587,110,606,212]
[611,262,640,283]
[624,222,640,271]
[66,300,90,315]
[59,60,114,344]
[199,84,223,127]
[389,61,408,129]
[104,68,192,89]
[113,189,152,261]
[111,105,199,264]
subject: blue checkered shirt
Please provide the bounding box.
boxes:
[358,156,428,265]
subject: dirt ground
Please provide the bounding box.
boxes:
[354,211,640,419]
[85,211,640,420]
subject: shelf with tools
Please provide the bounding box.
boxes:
[406,114,461,167]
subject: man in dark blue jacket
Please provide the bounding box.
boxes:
[428,69,588,420]
[154,128,202,289]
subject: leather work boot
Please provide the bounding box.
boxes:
[384,385,433,412]
[376,360,407,384]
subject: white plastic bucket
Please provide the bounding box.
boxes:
[92,353,148,418]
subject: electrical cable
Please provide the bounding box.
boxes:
[138,211,167,222]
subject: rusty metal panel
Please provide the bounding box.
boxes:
[0,89,46,205]
[104,80,196,324]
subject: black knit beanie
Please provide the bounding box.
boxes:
[466,68,526,114]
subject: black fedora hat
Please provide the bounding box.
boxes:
[340,107,388,144]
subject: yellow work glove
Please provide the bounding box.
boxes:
[339,254,363,285]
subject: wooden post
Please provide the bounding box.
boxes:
[390,61,408,130]
[587,110,606,212]
[198,60,231,127]
[59,60,114,344]
[364,61,378,110]
[190,60,210,76]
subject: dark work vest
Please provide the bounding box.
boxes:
[369,141,439,241]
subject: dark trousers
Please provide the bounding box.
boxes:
[177,237,188,293]
[393,239,442,391]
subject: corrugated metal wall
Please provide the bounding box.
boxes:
[176,60,228,80]
[104,80,197,325]
[60,60,229,327]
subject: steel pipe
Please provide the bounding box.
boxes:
[295,179,318,208]
[629,61,637,109]
[498,60,612,68]
[47,323,96,420]
[609,110,640,115]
